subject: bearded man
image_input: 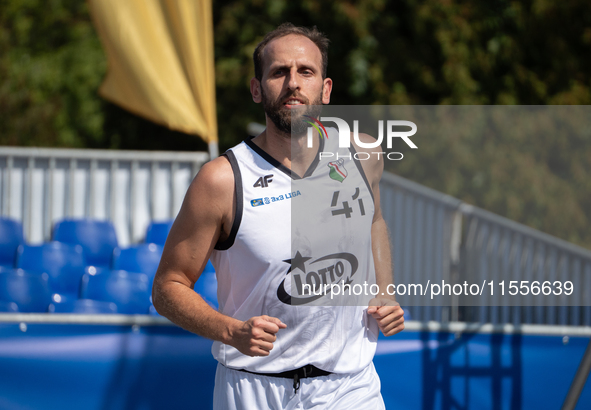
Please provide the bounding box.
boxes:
[152,23,404,410]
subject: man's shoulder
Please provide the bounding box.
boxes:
[187,154,235,202]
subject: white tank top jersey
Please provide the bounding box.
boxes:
[210,127,380,374]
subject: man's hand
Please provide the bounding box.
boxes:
[367,298,405,337]
[229,315,287,357]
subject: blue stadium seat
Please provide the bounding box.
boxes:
[0,218,24,268]
[0,268,52,313]
[80,267,151,314]
[112,243,163,277]
[16,242,86,298]
[0,300,18,312]
[194,261,218,309]
[48,293,117,314]
[52,219,118,268]
[145,220,174,246]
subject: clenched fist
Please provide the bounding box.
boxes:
[229,315,287,357]
[368,298,405,337]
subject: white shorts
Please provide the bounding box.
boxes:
[213,362,386,410]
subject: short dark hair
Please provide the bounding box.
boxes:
[253,23,329,81]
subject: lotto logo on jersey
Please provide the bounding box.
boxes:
[250,198,264,207]
[276,250,359,305]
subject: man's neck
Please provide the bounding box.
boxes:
[251,121,319,177]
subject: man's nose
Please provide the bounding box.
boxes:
[286,68,300,91]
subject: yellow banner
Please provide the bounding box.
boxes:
[88,0,217,144]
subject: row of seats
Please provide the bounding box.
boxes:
[0,218,174,269]
[0,267,150,314]
[13,241,163,296]
[0,218,218,314]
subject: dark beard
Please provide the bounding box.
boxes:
[261,87,324,135]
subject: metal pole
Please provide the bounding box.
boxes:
[562,338,591,410]
[449,209,463,322]
[208,141,219,159]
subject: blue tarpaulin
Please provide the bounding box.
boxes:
[0,321,589,409]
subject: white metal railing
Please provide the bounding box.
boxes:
[460,205,591,326]
[0,147,209,246]
[379,172,591,326]
[2,146,590,326]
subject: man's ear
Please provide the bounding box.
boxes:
[250,78,262,103]
[322,77,333,104]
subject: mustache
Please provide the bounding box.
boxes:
[278,92,309,105]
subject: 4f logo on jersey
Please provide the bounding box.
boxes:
[253,174,273,188]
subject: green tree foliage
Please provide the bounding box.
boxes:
[0,0,105,147]
[212,0,591,249]
[386,106,591,249]
[0,0,590,248]
[0,0,208,151]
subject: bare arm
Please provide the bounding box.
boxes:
[152,156,285,356]
[356,134,405,336]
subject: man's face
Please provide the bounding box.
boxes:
[253,34,332,135]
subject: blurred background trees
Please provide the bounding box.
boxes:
[1,0,590,248]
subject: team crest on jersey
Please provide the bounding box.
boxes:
[328,159,347,182]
